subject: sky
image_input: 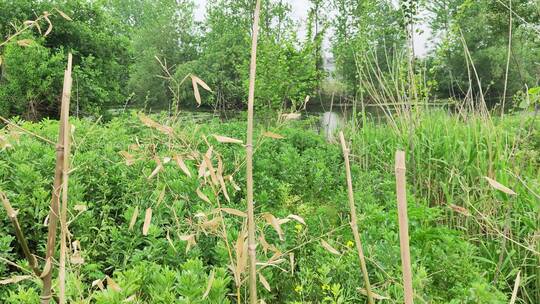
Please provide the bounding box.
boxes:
[193,0,433,57]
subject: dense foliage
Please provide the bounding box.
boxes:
[2,0,537,119]
[0,0,322,118]
[0,111,538,303]
[426,0,540,106]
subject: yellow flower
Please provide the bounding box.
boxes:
[346,240,354,248]
[295,224,303,233]
[294,285,303,293]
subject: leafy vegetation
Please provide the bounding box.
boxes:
[0,110,538,303]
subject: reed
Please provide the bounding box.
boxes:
[245,1,262,304]
[338,132,374,304]
[395,150,414,304]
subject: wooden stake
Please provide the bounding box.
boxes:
[58,53,73,304]
[395,150,414,304]
[246,1,261,304]
[41,53,73,304]
[339,132,374,304]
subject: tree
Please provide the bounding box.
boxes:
[0,0,131,118]
[426,0,540,107]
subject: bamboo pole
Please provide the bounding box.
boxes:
[41,53,73,304]
[0,191,40,276]
[339,132,374,304]
[395,150,414,304]
[58,53,73,304]
[246,1,261,304]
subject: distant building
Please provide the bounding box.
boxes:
[323,56,336,77]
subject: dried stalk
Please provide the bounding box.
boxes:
[246,1,261,303]
[338,132,374,304]
[395,150,414,304]
[0,191,40,276]
[509,270,520,304]
[41,53,73,304]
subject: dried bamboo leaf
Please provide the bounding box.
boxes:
[128,206,139,230]
[192,76,201,106]
[196,188,211,204]
[289,253,295,275]
[179,234,196,253]
[202,270,215,299]
[54,8,73,21]
[148,158,163,179]
[302,95,310,110]
[43,15,53,36]
[106,276,122,292]
[287,214,306,225]
[281,113,301,120]
[262,213,284,241]
[123,294,137,302]
[0,275,32,285]
[220,208,247,217]
[218,174,230,202]
[73,204,87,212]
[17,39,33,47]
[484,176,517,195]
[119,151,135,165]
[277,218,290,225]
[70,252,84,265]
[173,154,191,177]
[138,113,173,135]
[200,217,220,233]
[227,175,241,191]
[321,240,341,255]
[40,258,52,278]
[262,131,284,139]
[235,233,248,278]
[198,158,207,178]
[258,233,270,254]
[213,134,243,144]
[204,156,219,186]
[142,208,152,236]
[192,75,213,92]
[449,204,470,216]
[91,279,104,290]
[357,288,389,300]
[259,273,271,292]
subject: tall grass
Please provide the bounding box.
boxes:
[346,109,539,302]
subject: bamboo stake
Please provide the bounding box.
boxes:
[246,1,261,303]
[41,53,73,304]
[58,53,73,304]
[395,150,414,304]
[0,191,40,276]
[339,132,374,304]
